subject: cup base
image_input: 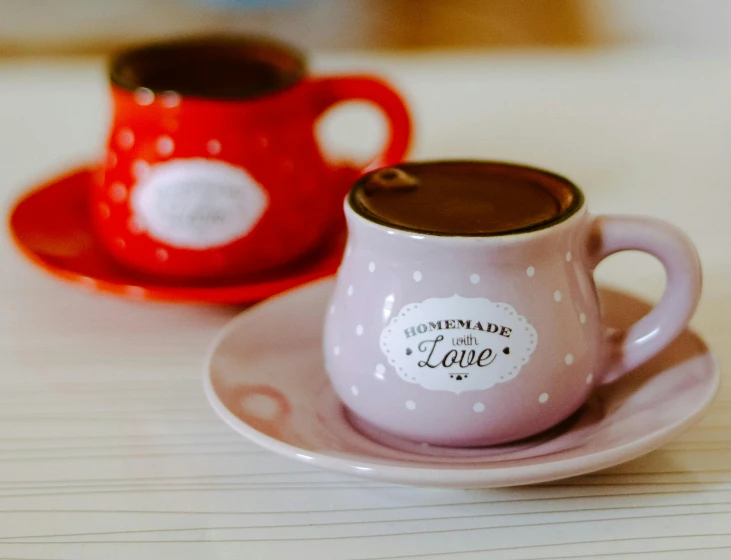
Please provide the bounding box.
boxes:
[102,226,339,285]
[343,398,604,458]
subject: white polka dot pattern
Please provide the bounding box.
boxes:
[128,217,143,235]
[109,183,127,203]
[156,136,175,157]
[98,203,110,219]
[161,90,180,108]
[132,160,150,180]
[117,128,135,150]
[134,88,154,106]
[207,139,222,155]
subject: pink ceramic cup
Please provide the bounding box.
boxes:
[323,161,702,447]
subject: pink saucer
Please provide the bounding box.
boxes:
[8,166,346,304]
[204,278,720,488]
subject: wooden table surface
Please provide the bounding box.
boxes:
[0,49,729,559]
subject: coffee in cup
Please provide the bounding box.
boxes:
[352,161,575,235]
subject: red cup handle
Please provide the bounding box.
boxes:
[309,75,412,172]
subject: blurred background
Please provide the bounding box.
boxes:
[0,0,728,55]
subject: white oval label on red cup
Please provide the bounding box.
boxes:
[380,295,538,394]
[130,158,268,249]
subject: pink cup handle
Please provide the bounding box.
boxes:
[589,215,702,385]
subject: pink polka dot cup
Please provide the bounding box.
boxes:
[93,37,411,279]
[323,161,701,447]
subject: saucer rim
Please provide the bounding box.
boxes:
[8,165,344,304]
[203,278,721,488]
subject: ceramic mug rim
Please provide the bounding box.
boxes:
[109,35,307,100]
[348,160,586,238]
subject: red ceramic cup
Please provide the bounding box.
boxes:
[93,37,411,279]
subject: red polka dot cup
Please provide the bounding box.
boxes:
[93,37,411,279]
[323,161,701,447]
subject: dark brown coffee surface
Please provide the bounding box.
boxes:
[351,162,578,235]
[110,37,305,99]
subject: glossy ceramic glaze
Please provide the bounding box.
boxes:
[93,37,411,279]
[324,162,702,446]
[205,279,719,488]
[8,167,345,303]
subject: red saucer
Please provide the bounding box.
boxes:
[8,166,346,303]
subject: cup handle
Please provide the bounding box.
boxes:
[309,75,412,172]
[589,215,702,385]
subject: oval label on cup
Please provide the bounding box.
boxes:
[130,159,268,249]
[380,295,538,394]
